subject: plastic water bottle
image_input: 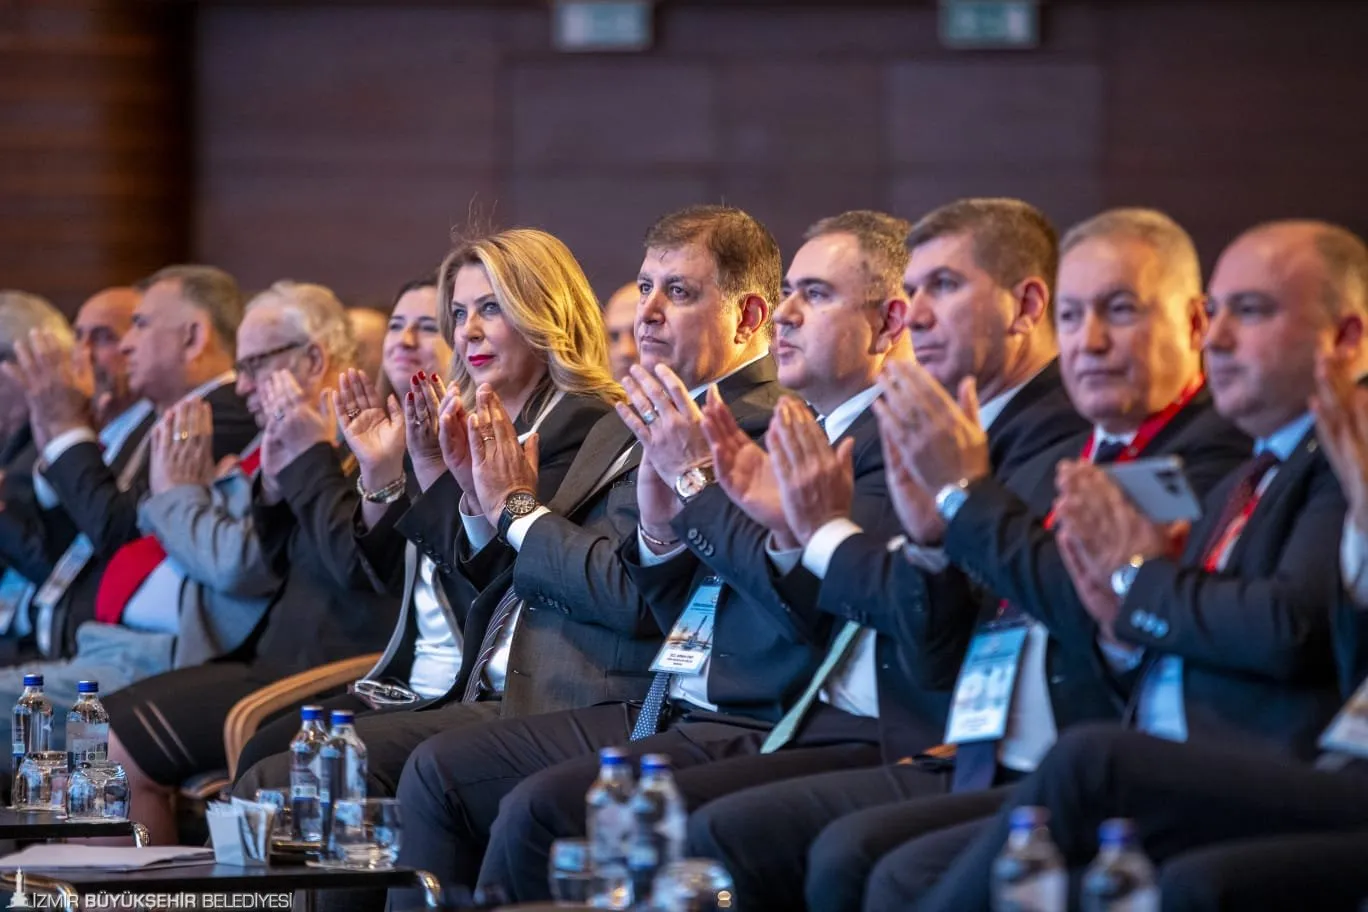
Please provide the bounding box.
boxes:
[626,753,687,906]
[1081,818,1159,912]
[991,806,1067,912]
[288,705,328,842]
[586,746,635,910]
[12,673,53,776]
[66,680,110,770]
[317,710,367,850]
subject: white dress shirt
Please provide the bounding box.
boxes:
[409,556,464,699]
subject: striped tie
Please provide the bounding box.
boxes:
[461,586,522,702]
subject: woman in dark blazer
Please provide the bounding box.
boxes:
[229,228,623,800]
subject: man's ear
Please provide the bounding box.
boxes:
[872,296,910,354]
[1187,294,1210,352]
[735,293,769,343]
[1335,312,1365,352]
[183,314,210,362]
[302,341,328,383]
[1009,277,1050,335]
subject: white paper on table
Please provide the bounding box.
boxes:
[0,845,214,870]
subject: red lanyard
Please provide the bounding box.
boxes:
[1043,376,1205,531]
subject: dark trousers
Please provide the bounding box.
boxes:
[912,724,1368,911]
[233,699,500,801]
[396,700,882,900]
[684,763,950,912]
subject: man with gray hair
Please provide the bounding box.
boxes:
[2,265,257,662]
[0,291,71,477]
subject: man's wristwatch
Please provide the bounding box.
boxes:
[1110,554,1147,598]
[934,479,973,524]
[674,463,717,502]
[497,490,540,542]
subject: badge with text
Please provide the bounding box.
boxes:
[649,576,722,676]
[945,623,1030,744]
[1319,675,1368,758]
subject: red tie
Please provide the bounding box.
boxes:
[1200,451,1279,572]
[94,444,262,626]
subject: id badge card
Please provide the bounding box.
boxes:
[944,622,1029,744]
[1319,675,1368,759]
[649,575,722,677]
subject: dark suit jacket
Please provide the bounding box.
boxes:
[248,443,400,672]
[356,392,614,693]
[0,422,63,585]
[1118,424,1346,760]
[985,361,1092,482]
[39,383,257,656]
[471,356,784,718]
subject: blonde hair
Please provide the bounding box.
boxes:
[245,280,357,371]
[437,228,623,413]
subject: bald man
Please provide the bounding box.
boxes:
[349,307,389,383]
[74,287,139,428]
[602,281,639,381]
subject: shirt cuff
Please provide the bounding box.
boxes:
[1097,635,1145,672]
[801,518,863,580]
[637,529,687,567]
[898,538,949,573]
[460,505,497,553]
[505,506,551,552]
[1343,514,1368,607]
[766,535,802,576]
[42,427,98,470]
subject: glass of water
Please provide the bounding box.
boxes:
[331,798,401,869]
[548,837,594,904]
[67,761,129,821]
[651,859,736,912]
[14,751,68,816]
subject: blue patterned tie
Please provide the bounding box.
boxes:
[630,671,671,741]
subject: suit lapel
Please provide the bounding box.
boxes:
[546,413,636,516]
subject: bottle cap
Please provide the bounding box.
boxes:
[1008,806,1050,832]
[329,710,355,726]
[301,705,324,721]
[77,681,99,694]
[22,674,43,688]
[640,753,671,771]
[598,746,629,765]
[1098,817,1137,848]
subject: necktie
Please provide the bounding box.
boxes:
[630,669,671,741]
[759,620,862,753]
[1092,439,1127,464]
[462,585,522,702]
[1200,451,1280,568]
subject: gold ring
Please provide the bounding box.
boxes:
[481,435,496,443]
[176,431,190,442]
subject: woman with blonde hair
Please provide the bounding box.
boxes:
[229,227,623,799]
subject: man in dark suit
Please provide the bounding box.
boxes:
[863,220,1365,911]
[461,210,963,902]
[4,265,256,662]
[686,207,1251,912]
[381,205,785,893]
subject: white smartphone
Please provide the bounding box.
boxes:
[1103,456,1203,524]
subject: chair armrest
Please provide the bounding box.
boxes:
[222,653,381,780]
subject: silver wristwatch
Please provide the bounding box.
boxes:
[1110,554,1147,598]
[674,463,717,502]
[934,479,972,524]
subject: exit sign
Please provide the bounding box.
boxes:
[939,0,1039,49]
[553,1,654,53]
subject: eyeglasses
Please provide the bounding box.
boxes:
[233,341,306,380]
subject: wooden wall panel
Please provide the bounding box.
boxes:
[0,0,188,314]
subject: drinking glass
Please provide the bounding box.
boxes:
[330,798,401,869]
[650,859,736,912]
[254,788,293,840]
[66,761,129,821]
[13,751,68,815]
[548,837,594,904]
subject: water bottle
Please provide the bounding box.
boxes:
[1081,818,1159,912]
[626,753,687,906]
[288,705,328,842]
[991,806,1066,912]
[586,746,635,910]
[12,674,53,777]
[66,680,110,770]
[317,710,367,851]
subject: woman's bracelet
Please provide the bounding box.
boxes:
[356,472,407,504]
